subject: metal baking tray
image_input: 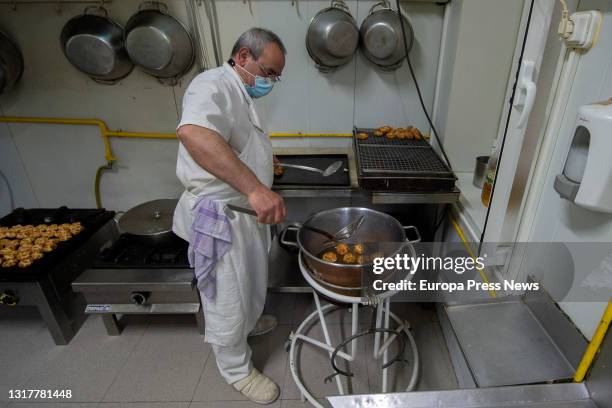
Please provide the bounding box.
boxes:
[354,128,456,192]
[0,207,115,281]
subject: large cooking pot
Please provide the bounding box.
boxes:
[306,0,359,73]
[60,6,133,84]
[281,207,420,297]
[359,1,413,71]
[125,2,195,85]
[116,198,178,243]
[0,31,24,94]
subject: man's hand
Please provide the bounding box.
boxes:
[248,184,287,224]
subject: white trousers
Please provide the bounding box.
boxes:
[212,341,253,383]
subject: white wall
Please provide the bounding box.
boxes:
[435,0,525,173]
[0,0,444,216]
[524,0,612,339]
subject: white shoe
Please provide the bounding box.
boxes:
[249,314,277,337]
[233,368,280,404]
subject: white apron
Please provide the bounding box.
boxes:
[174,93,273,347]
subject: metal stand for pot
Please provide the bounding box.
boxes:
[287,254,420,408]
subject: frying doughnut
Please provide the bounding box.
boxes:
[353,244,364,255]
[342,252,356,264]
[335,243,350,255]
[322,251,338,263]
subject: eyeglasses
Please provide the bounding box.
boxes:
[255,61,281,83]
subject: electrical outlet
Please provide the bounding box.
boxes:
[565,11,602,50]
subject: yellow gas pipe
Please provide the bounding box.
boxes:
[574,300,612,382]
[0,115,352,207]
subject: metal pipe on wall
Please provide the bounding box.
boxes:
[0,115,352,208]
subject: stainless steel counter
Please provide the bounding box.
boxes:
[327,383,596,408]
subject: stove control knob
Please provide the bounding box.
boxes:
[129,292,149,306]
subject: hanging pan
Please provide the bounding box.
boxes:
[60,6,133,84]
[0,30,24,94]
[306,0,359,73]
[360,0,414,71]
[125,2,195,85]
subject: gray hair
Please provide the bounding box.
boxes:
[231,28,287,59]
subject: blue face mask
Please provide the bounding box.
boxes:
[245,76,274,98]
[236,64,275,98]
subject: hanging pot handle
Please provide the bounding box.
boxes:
[331,0,350,13]
[403,225,421,243]
[138,1,168,12]
[279,224,301,249]
[368,0,391,15]
[83,5,109,17]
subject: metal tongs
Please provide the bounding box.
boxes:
[224,204,364,242]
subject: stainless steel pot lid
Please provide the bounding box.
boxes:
[118,199,177,236]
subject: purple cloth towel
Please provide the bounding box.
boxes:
[188,197,233,300]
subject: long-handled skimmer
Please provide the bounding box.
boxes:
[278,160,343,177]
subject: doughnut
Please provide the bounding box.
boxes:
[353,244,364,255]
[342,252,356,264]
[18,259,33,268]
[2,259,17,268]
[335,243,350,255]
[322,251,338,263]
[356,132,369,140]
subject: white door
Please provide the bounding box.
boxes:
[479,0,557,246]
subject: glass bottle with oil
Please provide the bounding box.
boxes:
[481,148,499,207]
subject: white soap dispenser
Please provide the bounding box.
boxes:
[554,99,612,213]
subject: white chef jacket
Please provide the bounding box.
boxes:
[172,62,273,348]
[173,62,271,242]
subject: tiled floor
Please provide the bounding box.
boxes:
[0,294,457,408]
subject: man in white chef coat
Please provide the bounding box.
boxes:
[173,28,287,404]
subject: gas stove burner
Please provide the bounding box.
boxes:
[94,233,189,269]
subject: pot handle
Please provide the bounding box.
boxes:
[331,0,351,13]
[139,1,168,12]
[403,225,421,243]
[279,224,301,248]
[368,0,391,15]
[83,5,109,17]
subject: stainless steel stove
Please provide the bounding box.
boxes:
[0,207,116,344]
[72,203,204,336]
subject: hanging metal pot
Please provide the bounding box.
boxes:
[60,6,133,84]
[306,0,359,73]
[359,0,414,71]
[0,30,24,94]
[125,2,195,85]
